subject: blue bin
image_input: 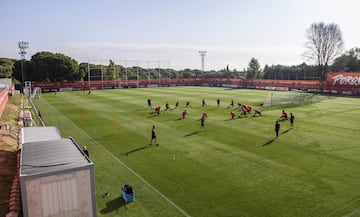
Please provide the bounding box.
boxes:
[121,185,135,203]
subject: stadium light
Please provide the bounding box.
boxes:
[18,41,29,93]
[199,51,207,71]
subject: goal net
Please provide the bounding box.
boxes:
[31,87,42,99]
[262,91,305,107]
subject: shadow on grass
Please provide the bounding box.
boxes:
[100,196,127,214]
[147,114,158,118]
[133,108,149,112]
[262,128,293,147]
[206,107,217,111]
[262,138,277,147]
[281,128,293,135]
[123,145,155,156]
[175,117,184,121]
[184,131,200,137]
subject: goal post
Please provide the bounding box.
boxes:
[262,91,306,107]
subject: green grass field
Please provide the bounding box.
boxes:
[33,87,360,217]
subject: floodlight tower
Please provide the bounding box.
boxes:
[199,51,207,71]
[18,41,29,93]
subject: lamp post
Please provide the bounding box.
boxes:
[198,51,207,71]
[18,41,29,94]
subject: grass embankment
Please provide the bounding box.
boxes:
[0,94,21,216]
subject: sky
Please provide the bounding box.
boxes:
[1,0,359,70]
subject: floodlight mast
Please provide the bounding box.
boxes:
[199,51,207,71]
[18,41,29,94]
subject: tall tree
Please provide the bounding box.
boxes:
[331,48,360,72]
[29,51,80,82]
[105,60,120,80]
[246,57,262,79]
[0,58,15,78]
[304,22,344,80]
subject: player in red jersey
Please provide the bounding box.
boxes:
[230,111,236,120]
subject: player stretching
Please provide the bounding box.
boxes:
[165,102,170,111]
[182,109,187,119]
[202,98,206,107]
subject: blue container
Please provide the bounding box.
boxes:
[121,185,135,203]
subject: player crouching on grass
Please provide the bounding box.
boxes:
[238,105,248,118]
[253,108,262,117]
[154,106,161,116]
[246,105,252,114]
[230,111,236,120]
[278,110,288,121]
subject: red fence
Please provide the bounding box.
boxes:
[30,72,360,96]
[0,87,9,117]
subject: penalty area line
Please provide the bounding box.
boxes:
[41,98,191,217]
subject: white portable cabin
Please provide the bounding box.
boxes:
[20,127,96,217]
[21,127,62,144]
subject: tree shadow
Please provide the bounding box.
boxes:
[100,196,128,214]
[262,138,277,147]
[123,145,153,156]
[184,131,200,137]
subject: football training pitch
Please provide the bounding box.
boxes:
[33,87,360,217]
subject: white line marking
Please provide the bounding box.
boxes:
[343,208,360,217]
[39,97,191,217]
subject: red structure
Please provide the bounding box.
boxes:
[30,72,360,96]
[0,87,9,117]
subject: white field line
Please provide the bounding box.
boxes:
[343,208,360,217]
[40,98,191,217]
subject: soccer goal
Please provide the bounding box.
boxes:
[262,91,306,107]
[31,87,42,99]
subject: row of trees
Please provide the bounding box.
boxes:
[1,22,359,84]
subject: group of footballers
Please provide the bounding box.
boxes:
[149,98,262,123]
[148,98,296,145]
[229,103,262,120]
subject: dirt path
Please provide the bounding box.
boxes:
[0,95,21,217]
